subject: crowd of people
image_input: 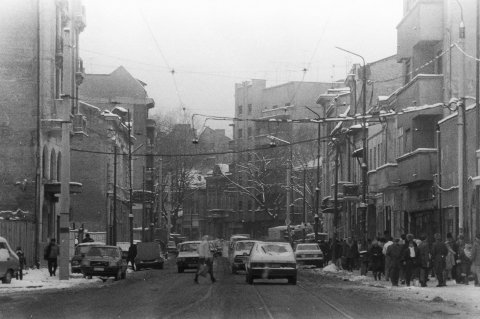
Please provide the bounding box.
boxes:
[317,232,480,288]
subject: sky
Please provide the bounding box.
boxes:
[79,0,404,134]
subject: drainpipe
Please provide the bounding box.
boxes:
[34,0,41,269]
[436,125,442,237]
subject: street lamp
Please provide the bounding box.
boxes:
[267,135,294,243]
[305,106,322,241]
[335,46,368,240]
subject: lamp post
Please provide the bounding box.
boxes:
[128,110,134,245]
[305,106,322,241]
[335,46,368,240]
[267,135,293,242]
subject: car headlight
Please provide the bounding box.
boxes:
[109,261,118,267]
[177,257,184,262]
[71,260,79,266]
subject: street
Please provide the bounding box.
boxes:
[0,256,478,319]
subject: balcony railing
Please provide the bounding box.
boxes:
[388,74,443,109]
[397,148,437,186]
[397,0,443,60]
[368,163,399,192]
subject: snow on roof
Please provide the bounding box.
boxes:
[438,102,476,124]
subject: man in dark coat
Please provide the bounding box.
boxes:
[342,237,358,272]
[418,235,431,287]
[402,240,420,286]
[431,233,448,287]
[82,233,94,243]
[44,238,60,276]
[127,243,137,271]
[386,238,402,286]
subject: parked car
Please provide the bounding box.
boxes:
[80,245,127,282]
[134,242,164,270]
[167,241,178,256]
[294,243,324,267]
[229,240,261,274]
[245,241,297,285]
[0,236,19,284]
[70,241,105,274]
[176,241,200,273]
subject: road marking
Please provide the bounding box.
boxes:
[252,287,275,319]
[298,283,355,319]
[163,285,213,319]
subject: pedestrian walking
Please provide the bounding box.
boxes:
[44,238,60,277]
[194,235,216,283]
[455,234,466,283]
[431,233,448,287]
[383,236,393,281]
[418,235,431,287]
[457,243,472,285]
[369,240,383,280]
[127,243,137,271]
[386,238,402,286]
[15,246,26,280]
[342,237,358,272]
[471,233,480,287]
[445,233,457,281]
[402,240,420,286]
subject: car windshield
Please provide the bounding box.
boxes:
[256,243,292,255]
[179,243,199,252]
[75,246,92,255]
[86,247,120,258]
[236,242,255,251]
[296,244,320,251]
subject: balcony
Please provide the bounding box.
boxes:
[397,148,437,186]
[388,74,443,109]
[72,114,87,135]
[368,163,399,192]
[397,0,443,60]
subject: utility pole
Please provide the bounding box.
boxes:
[458,12,466,238]
[331,141,340,261]
[142,166,146,242]
[166,172,172,243]
[128,110,134,244]
[302,167,306,243]
[336,46,367,241]
[475,0,480,240]
[113,145,117,245]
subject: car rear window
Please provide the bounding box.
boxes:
[256,243,292,255]
[236,242,255,251]
[179,243,199,252]
[86,247,119,258]
[297,244,320,251]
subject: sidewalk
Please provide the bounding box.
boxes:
[304,263,480,309]
[0,268,114,294]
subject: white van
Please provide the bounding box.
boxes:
[0,236,20,284]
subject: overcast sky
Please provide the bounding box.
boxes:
[80,0,403,133]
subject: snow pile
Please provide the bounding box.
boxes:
[322,263,339,273]
[0,268,101,294]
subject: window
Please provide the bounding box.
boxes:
[247,201,252,211]
[238,128,243,138]
[238,105,243,115]
[238,200,243,210]
[247,127,252,138]
[248,104,252,114]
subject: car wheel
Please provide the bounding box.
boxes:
[121,269,126,279]
[115,268,122,281]
[101,278,107,283]
[288,276,297,285]
[158,263,164,270]
[2,270,13,284]
[231,265,237,274]
[177,267,184,273]
[246,271,254,285]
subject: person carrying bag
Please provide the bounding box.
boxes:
[194,236,216,283]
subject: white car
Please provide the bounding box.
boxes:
[176,241,201,273]
[294,243,324,267]
[0,236,19,284]
[230,240,261,274]
[245,241,297,285]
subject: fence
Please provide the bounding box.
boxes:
[0,220,36,267]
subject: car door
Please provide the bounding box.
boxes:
[0,242,11,275]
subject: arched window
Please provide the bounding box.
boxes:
[57,152,62,181]
[50,149,57,181]
[42,145,49,180]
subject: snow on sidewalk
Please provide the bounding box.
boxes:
[305,264,480,309]
[0,268,104,294]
